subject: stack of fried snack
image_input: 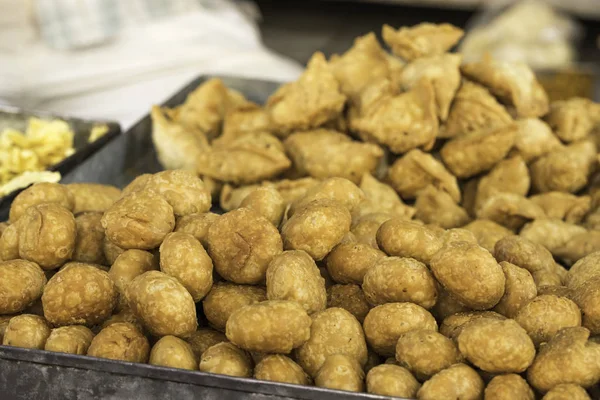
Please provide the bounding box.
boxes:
[0,22,600,400]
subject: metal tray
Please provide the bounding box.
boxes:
[0,107,121,220]
[0,76,399,400]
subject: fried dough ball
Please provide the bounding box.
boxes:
[326,284,370,323]
[572,276,600,334]
[510,118,563,163]
[174,212,219,248]
[226,300,311,354]
[395,330,462,380]
[326,242,385,284]
[366,364,420,397]
[363,256,437,309]
[542,384,592,400]
[109,249,158,311]
[0,259,46,314]
[289,177,364,217]
[417,363,484,400]
[531,140,597,193]
[208,208,282,284]
[364,302,437,357]
[66,183,121,214]
[17,203,76,270]
[530,192,591,224]
[382,23,464,61]
[121,174,152,198]
[493,261,537,318]
[87,322,149,363]
[202,283,266,332]
[440,123,517,179]
[439,311,506,341]
[515,295,581,346]
[356,174,415,220]
[527,327,600,392]
[546,98,600,143]
[565,251,600,290]
[72,212,106,265]
[44,325,94,355]
[484,374,535,400]
[254,355,310,385]
[219,184,261,212]
[126,271,197,338]
[457,318,535,373]
[9,182,74,223]
[101,308,144,333]
[159,232,213,302]
[149,335,197,370]
[376,219,443,264]
[430,241,505,310]
[494,235,557,285]
[314,354,365,392]
[186,328,227,359]
[295,307,367,377]
[284,129,383,184]
[414,185,470,229]
[474,156,530,212]
[266,250,326,314]
[431,289,470,321]
[42,263,117,327]
[199,342,253,378]
[2,314,50,349]
[217,102,271,145]
[463,219,512,253]
[0,222,19,261]
[554,231,600,267]
[103,237,125,265]
[0,316,13,342]
[239,187,285,227]
[102,190,175,250]
[282,199,351,261]
[351,212,393,249]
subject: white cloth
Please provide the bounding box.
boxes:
[0,0,302,128]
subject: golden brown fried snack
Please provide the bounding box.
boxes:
[476,193,545,231]
[520,219,587,256]
[400,53,461,120]
[494,235,557,279]
[216,103,271,146]
[267,52,346,135]
[542,383,592,400]
[366,364,420,398]
[2,314,49,349]
[431,289,470,321]
[44,325,94,355]
[9,182,74,224]
[266,250,326,314]
[442,80,513,139]
[349,79,438,154]
[202,283,266,332]
[108,249,158,311]
[530,192,591,224]
[159,232,212,302]
[66,183,121,214]
[289,177,364,217]
[200,342,253,378]
[554,230,600,267]
[457,318,535,373]
[382,23,463,61]
[484,374,535,400]
[515,295,581,346]
[530,140,597,193]
[376,218,443,264]
[295,307,368,377]
[226,300,311,354]
[417,363,484,400]
[461,56,549,118]
[493,261,537,318]
[364,302,437,357]
[510,118,563,163]
[527,327,600,392]
[395,330,462,380]
[546,98,600,143]
[219,184,261,212]
[363,256,437,309]
[186,328,227,360]
[282,199,351,261]
[572,276,600,334]
[430,241,505,310]
[326,284,370,323]
[87,322,149,363]
[314,354,365,392]
[208,208,282,284]
[326,242,385,284]
[238,187,285,227]
[198,133,291,185]
[126,271,197,337]
[350,212,392,249]
[463,219,513,253]
[440,123,518,179]
[474,156,530,212]
[101,308,144,333]
[0,260,46,314]
[268,178,321,206]
[103,237,125,266]
[72,212,106,265]
[284,130,383,184]
[149,335,197,370]
[565,251,600,290]
[414,185,470,229]
[174,212,219,248]
[441,228,478,246]
[254,355,310,385]
[356,174,415,220]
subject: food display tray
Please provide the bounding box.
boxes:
[0,107,121,221]
[0,76,399,400]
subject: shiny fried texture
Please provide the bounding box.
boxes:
[87,322,149,363]
[542,384,592,400]
[72,212,106,265]
[326,284,370,323]
[44,325,94,355]
[314,354,365,392]
[366,364,420,398]
[484,374,535,400]
[9,182,74,224]
[199,342,253,378]
[2,314,50,349]
[66,183,121,214]
[376,219,442,264]
[395,330,461,380]
[414,185,470,229]
[185,328,227,359]
[174,212,219,248]
[326,242,385,284]
[289,177,364,216]
[202,283,266,332]
[254,355,310,385]
[0,259,46,314]
[494,261,537,318]
[357,173,415,220]
[108,249,158,311]
[382,23,464,61]
[239,187,285,227]
[417,363,484,400]
[149,335,197,370]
